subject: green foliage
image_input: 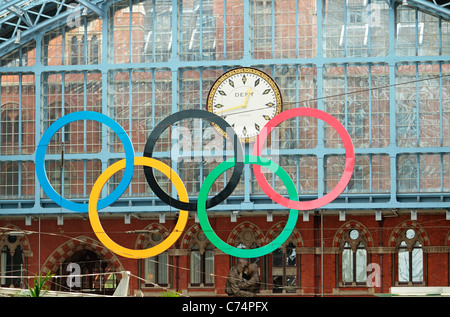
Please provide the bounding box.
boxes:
[160,290,181,297]
[29,270,55,297]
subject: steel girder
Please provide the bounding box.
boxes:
[0,0,107,55]
[404,0,450,21]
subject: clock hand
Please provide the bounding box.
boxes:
[215,88,253,114]
[240,88,253,108]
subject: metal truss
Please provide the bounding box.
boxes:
[404,0,450,20]
[0,0,107,56]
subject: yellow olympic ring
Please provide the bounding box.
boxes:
[88,156,189,259]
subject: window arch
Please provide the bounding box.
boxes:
[0,233,25,288]
[340,229,368,286]
[396,228,424,284]
[272,241,298,293]
[55,249,118,295]
[268,224,302,294]
[143,229,170,288]
[189,230,214,287]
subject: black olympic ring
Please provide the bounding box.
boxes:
[143,109,244,211]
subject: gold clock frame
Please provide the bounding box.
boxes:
[206,67,283,143]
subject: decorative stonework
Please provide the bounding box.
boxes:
[332,220,374,250]
[0,224,32,256]
[388,220,430,248]
[227,221,264,249]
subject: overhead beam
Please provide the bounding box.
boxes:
[405,0,450,21]
[74,0,105,17]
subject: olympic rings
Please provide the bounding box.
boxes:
[252,107,355,211]
[143,109,244,212]
[34,106,354,259]
[197,155,299,258]
[35,111,135,213]
[88,157,189,259]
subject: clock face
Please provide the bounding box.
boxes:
[207,67,282,143]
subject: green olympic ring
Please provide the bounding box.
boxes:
[197,155,299,258]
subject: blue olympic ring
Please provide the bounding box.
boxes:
[35,111,135,213]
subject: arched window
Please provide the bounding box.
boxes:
[272,241,298,293]
[397,228,424,284]
[144,231,169,287]
[189,231,214,287]
[341,229,367,285]
[56,249,117,295]
[0,234,25,288]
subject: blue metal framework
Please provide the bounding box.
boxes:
[1,0,450,216]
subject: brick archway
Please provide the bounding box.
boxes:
[0,224,32,256]
[135,223,170,249]
[388,220,430,247]
[41,236,124,276]
[266,221,303,248]
[333,220,374,249]
[227,221,264,248]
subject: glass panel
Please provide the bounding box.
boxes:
[419,154,441,192]
[348,155,370,193]
[372,155,390,193]
[356,243,367,283]
[324,0,388,58]
[272,276,283,293]
[205,249,215,285]
[397,155,418,193]
[342,242,353,283]
[158,252,169,285]
[371,65,390,147]
[0,162,18,198]
[395,5,421,56]
[398,241,409,282]
[286,243,297,267]
[1,74,36,155]
[272,247,283,267]
[190,250,201,285]
[418,64,441,147]
[145,257,156,284]
[396,64,417,147]
[412,242,423,282]
[443,64,450,146]
[325,155,345,193]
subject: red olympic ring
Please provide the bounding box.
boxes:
[252,107,355,211]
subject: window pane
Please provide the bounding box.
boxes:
[190,250,201,284]
[356,247,367,283]
[158,252,169,285]
[342,245,353,283]
[412,243,423,282]
[398,243,409,282]
[205,250,214,285]
[272,247,283,267]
